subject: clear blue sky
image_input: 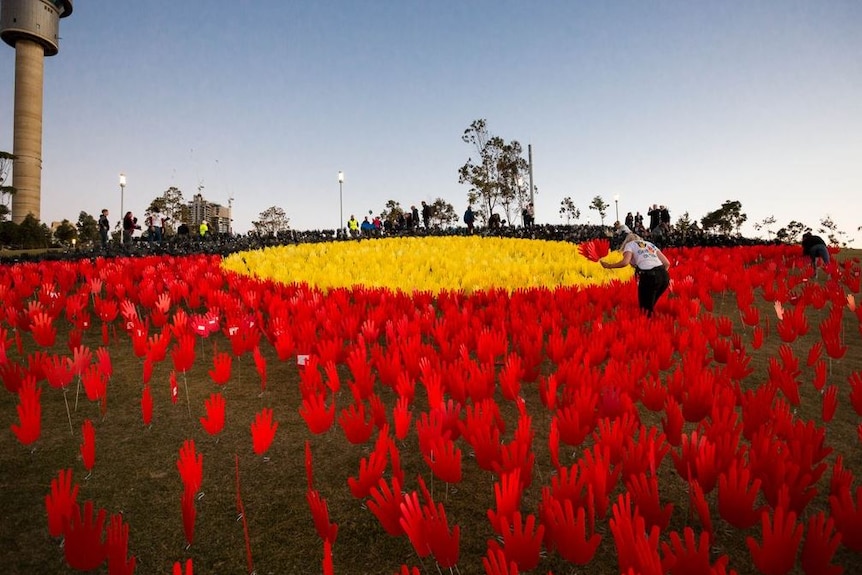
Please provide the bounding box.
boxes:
[2,1,860,242]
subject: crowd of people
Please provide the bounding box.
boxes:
[346,201,437,238]
[95,200,691,252]
[17,202,765,265]
[1,199,809,269]
[623,204,675,240]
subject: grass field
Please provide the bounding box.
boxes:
[1,242,861,575]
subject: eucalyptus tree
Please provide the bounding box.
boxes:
[458,119,530,224]
[253,206,290,236]
[559,197,580,224]
[589,195,609,226]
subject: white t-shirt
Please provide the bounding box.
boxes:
[623,239,664,271]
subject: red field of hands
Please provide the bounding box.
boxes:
[4,244,862,574]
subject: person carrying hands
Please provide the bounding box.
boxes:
[601,225,671,316]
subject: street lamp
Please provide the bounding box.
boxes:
[338,170,344,235]
[119,173,126,226]
[613,194,620,224]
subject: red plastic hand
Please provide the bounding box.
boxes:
[829,484,862,551]
[45,353,74,389]
[746,506,803,575]
[119,299,138,323]
[250,408,278,455]
[106,513,137,575]
[45,468,79,538]
[544,496,601,565]
[625,472,673,532]
[176,439,203,494]
[368,476,405,536]
[199,392,225,436]
[181,488,196,547]
[348,449,387,499]
[487,468,523,535]
[11,377,41,446]
[481,546,518,575]
[82,364,107,403]
[299,391,335,434]
[63,501,108,571]
[338,401,374,445]
[30,311,56,347]
[718,460,764,529]
[306,488,338,543]
[171,333,196,373]
[96,346,113,378]
[208,351,232,385]
[801,512,842,575]
[660,527,711,575]
[253,344,267,392]
[80,419,96,471]
[399,490,431,558]
[495,512,544,571]
[422,435,462,484]
[71,344,92,378]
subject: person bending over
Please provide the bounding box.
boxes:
[801,232,830,270]
[601,227,671,316]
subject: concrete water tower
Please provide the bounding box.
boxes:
[1,0,73,223]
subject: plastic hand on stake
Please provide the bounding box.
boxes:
[11,377,41,446]
[45,468,79,538]
[746,506,803,575]
[801,512,842,575]
[200,393,225,436]
[208,352,232,385]
[63,501,108,571]
[251,408,278,456]
[80,419,96,472]
[106,513,137,575]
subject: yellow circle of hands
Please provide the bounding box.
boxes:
[222,236,631,294]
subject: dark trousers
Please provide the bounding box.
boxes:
[637,266,670,316]
[810,244,830,268]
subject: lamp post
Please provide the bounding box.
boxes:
[613,194,620,224]
[119,173,126,226]
[338,170,344,235]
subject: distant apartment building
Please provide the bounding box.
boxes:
[189,193,232,234]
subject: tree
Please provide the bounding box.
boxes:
[700,200,747,235]
[76,211,100,246]
[753,215,777,239]
[588,196,609,226]
[379,200,405,227]
[818,215,848,247]
[775,220,810,243]
[0,151,15,222]
[147,187,186,232]
[673,211,700,238]
[429,198,457,228]
[458,119,530,225]
[252,206,289,236]
[0,220,20,247]
[54,219,78,245]
[18,213,51,249]
[559,197,580,224]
